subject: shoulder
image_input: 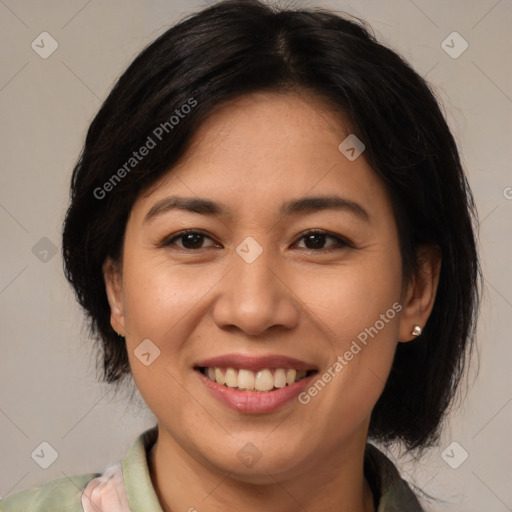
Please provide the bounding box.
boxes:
[0,473,99,512]
[0,427,159,512]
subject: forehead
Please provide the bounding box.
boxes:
[134,91,390,222]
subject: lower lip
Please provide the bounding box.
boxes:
[196,369,317,414]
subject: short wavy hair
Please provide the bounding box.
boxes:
[62,0,481,452]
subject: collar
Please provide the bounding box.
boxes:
[365,443,425,511]
[81,427,162,512]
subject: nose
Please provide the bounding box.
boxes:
[212,246,300,336]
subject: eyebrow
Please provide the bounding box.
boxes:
[144,194,370,223]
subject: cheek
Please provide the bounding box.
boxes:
[307,248,402,345]
[118,253,197,392]
[121,254,211,340]
[297,247,402,420]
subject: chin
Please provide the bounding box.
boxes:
[204,441,313,483]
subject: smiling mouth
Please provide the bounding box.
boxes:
[196,367,318,392]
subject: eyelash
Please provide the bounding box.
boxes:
[159,229,355,253]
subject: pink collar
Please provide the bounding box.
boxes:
[81,462,131,512]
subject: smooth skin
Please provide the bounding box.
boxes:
[104,91,441,512]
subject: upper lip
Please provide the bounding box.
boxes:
[194,353,318,372]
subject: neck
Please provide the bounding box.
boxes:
[148,428,376,512]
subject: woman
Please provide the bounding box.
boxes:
[0,1,480,511]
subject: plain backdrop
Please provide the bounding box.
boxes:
[0,1,511,510]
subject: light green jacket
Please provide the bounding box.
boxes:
[1,427,425,511]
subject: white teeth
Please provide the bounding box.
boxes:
[225,367,238,388]
[286,369,297,385]
[238,369,255,390]
[203,366,312,391]
[273,368,287,388]
[255,369,274,391]
[215,367,225,386]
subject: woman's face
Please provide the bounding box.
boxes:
[105,91,418,480]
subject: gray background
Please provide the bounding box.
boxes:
[0,0,511,510]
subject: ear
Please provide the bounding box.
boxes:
[398,245,442,342]
[102,257,126,337]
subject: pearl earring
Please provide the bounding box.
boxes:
[411,325,422,336]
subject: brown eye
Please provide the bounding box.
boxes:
[162,230,219,250]
[295,230,354,251]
